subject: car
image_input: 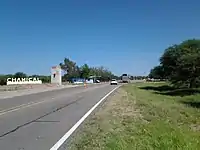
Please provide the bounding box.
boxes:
[95,79,100,83]
[110,79,118,85]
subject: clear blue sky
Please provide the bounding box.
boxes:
[0,0,200,76]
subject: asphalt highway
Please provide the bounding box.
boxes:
[0,83,119,150]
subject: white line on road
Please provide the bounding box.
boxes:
[0,99,48,116]
[0,84,108,116]
[50,85,121,150]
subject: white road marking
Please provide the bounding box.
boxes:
[0,98,54,116]
[0,84,107,116]
[50,85,121,150]
[0,102,33,114]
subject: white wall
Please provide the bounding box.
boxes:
[51,66,62,85]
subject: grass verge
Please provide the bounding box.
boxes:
[68,82,200,150]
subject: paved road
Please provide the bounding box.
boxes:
[0,83,118,150]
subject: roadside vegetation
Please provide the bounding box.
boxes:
[59,58,119,82]
[67,38,200,149]
[0,57,147,86]
[149,39,200,88]
[0,58,119,85]
[68,82,200,150]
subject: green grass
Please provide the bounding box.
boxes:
[68,82,200,150]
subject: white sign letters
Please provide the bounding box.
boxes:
[7,78,42,85]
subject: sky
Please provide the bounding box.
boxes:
[0,0,200,76]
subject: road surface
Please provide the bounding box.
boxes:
[0,83,119,150]
[0,84,84,99]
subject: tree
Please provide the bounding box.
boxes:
[60,58,76,74]
[157,39,200,88]
[175,39,200,88]
[89,66,115,81]
[60,58,80,81]
[59,57,117,82]
[14,72,27,78]
[149,65,165,79]
[80,64,90,79]
[0,75,7,85]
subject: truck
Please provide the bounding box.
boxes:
[121,74,130,83]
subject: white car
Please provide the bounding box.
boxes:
[110,79,118,85]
